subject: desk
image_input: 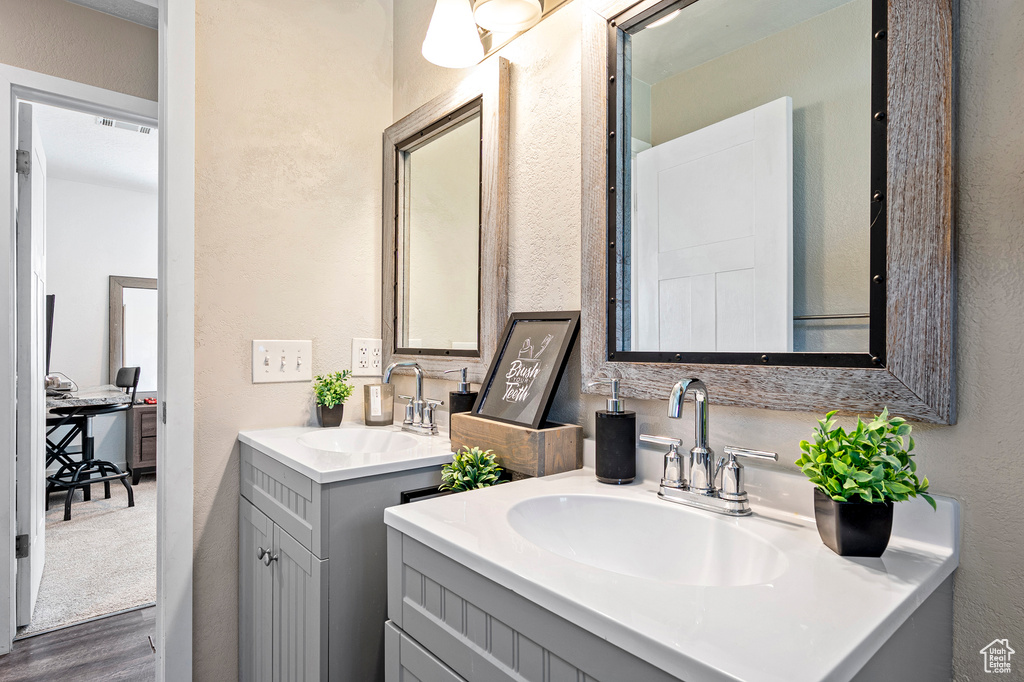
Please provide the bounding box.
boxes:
[46,385,135,520]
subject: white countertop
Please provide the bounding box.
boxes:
[238,423,455,484]
[384,467,959,682]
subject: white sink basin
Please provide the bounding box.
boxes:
[507,494,787,587]
[298,428,419,455]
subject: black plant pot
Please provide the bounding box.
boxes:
[316,404,344,428]
[813,487,894,557]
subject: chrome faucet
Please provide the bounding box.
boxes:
[642,378,778,516]
[668,379,714,493]
[383,361,443,436]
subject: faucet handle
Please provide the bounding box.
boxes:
[723,446,778,462]
[719,446,778,502]
[398,394,414,402]
[639,434,682,448]
[641,434,685,488]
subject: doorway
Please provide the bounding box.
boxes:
[0,62,196,681]
[13,100,159,638]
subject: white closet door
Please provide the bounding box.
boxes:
[635,96,793,353]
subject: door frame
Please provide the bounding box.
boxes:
[0,57,195,682]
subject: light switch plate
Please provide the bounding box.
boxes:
[352,338,383,377]
[252,340,313,383]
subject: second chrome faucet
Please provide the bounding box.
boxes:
[641,378,777,516]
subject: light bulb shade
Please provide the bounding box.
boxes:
[422,0,484,69]
[473,0,543,33]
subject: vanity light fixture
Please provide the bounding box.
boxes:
[473,0,543,33]
[646,8,682,28]
[422,0,485,69]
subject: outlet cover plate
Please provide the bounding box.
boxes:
[352,338,383,377]
[252,340,313,383]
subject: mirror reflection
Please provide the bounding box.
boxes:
[397,105,481,352]
[619,0,873,355]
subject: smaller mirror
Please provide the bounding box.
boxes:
[382,57,509,381]
[397,103,482,353]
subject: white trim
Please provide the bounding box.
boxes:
[0,63,159,657]
[157,0,195,679]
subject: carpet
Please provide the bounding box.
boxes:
[17,476,157,636]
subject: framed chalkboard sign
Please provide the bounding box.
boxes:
[472,311,580,429]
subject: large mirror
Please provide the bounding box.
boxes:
[397,103,482,353]
[382,58,509,381]
[582,0,955,422]
[614,0,880,364]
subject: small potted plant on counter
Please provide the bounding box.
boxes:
[796,408,935,557]
[313,370,353,428]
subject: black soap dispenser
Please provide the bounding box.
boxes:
[590,378,637,484]
[443,368,477,431]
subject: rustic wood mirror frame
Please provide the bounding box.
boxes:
[383,57,509,382]
[109,275,157,398]
[581,0,955,423]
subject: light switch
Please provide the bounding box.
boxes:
[252,340,313,383]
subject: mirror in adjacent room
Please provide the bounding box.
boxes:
[109,276,157,395]
[615,0,876,360]
[397,103,482,353]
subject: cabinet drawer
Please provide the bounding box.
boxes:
[240,444,322,557]
[140,409,157,437]
[140,436,157,464]
[386,622,466,682]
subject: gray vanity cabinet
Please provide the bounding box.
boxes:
[239,442,442,682]
[385,528,954,682]
[385,529,678,682]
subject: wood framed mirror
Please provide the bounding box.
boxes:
[383,57,509,382]
[581,0,955,423]
[109,275,157,397]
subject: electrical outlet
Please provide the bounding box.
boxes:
[352,338,383,377]
[252,340,313,383]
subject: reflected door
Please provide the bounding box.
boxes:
[634,96,793,353]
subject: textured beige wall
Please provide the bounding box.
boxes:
[194,0,393,678]
[0,0,157,101]
[393,0,1024,677]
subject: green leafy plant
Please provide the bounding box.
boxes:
[440,446,504,492]
[796,408,935,509]
[313,370,353,408]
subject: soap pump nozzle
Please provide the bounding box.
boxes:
[587,378,624,413]
[443,367,471,393]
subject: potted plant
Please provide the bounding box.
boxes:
[313,370,353,427]
[796,408,935,557]
[440,446,505,492]
[400,447,507,503]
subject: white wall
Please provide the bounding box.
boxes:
[46,177,157,465]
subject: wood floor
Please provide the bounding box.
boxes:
[0,606,155,681]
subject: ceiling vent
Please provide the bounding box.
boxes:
[95,116,152,135]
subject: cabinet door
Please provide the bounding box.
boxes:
[273,524,327,682]
[240,498,274,682]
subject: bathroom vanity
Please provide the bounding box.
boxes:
[384,465,959,682]
[237,425,453,681]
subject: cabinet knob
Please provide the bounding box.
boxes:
[261,550,278,567]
